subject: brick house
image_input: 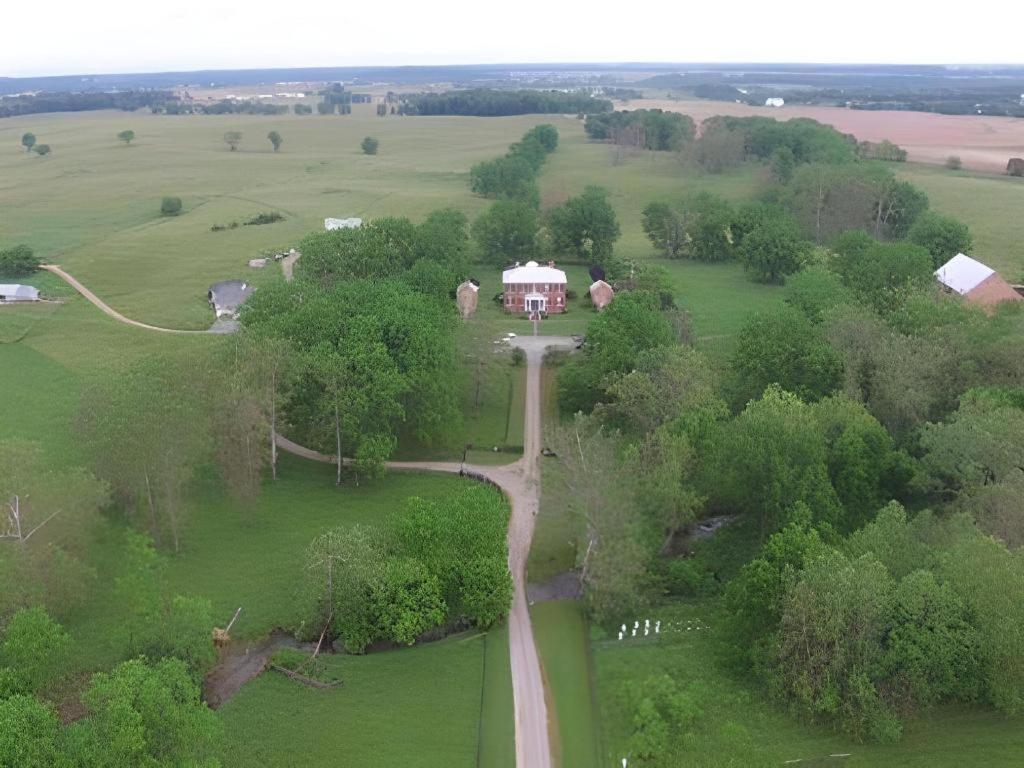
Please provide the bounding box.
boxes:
[502,261,567,315]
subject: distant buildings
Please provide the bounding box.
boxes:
[935,253,1022,310]
[502,261,567,315]
[0,284,39,302]
[765,97,785,108]
[324,217,362,231]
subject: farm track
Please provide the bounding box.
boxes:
[40,265,214,334]
[275,335,576,768]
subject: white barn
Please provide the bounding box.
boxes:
[0,284,39,302]
[765,97,785,108]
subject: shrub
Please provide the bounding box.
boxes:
[1007,158,1024,177]
[0,244,40,277]
[32,144,51,156]
[361,136,379,155]
[243,212,284,226]
[945,155,962,170]
[160,196,183,216]
[511,347,525,367]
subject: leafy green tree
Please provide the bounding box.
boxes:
[223,131,242,151]
[939,534,1024,714]
[784,265,850,322]
[361,136,378,155]
[641,202,687,258]
[558,292,675,414]
[811,396,913,531]
[160,196,182,216]
[266,130,282,151]
[727,304,843,408]
[0,695,65,767]
[414,208,470,276]
[836,239,934,314]
[20,132,35,153]
[471,199,538,266]
[32,144,50,156]
[524,123,558,152]
[714,387,841,539]
[77,657,221,767]
[469,155,535,199]
[685,193,735,262]
[369,558,445,646]
[391,486,511,628]
[725,515,827,656]
[0,607,71,695]
[907,211,973,268]
[774,549,898,742]
[117,130,135,145]
[0,244,40,278]
[547,185,620,266]
[770,145,796,183]
[1,440,106,619]
[76,354,212,552]
[880,570,980,711]
[736,211,811,283]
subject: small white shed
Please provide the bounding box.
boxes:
[765,97,785,108]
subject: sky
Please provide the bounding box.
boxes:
[2,0,1022,78]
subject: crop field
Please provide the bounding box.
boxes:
[629,96,1024,173]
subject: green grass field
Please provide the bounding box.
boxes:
[897,162,1024,278]
[218,631,487,768]
[531,601,601,768]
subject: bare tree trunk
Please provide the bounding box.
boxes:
[335,405,342,486]
[144,471,162,549]
[269,370,278,481]
[165,479,181,554]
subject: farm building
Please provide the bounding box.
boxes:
[208,280,255,319]
[0,284,39,302]
[765,97,785,107]
[456,280,479,319]
[589,279,614,310]
[502,261,567,315]
[324,217,362,231]
[935,253,1022,310]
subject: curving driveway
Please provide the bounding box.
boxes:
[276,335,575,768]
[41,264,217,334]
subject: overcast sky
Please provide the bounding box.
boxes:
[2,0,1021,78]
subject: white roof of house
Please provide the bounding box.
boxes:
[502,261,567,285]
[935,253,995,295]
[0,284,39,298]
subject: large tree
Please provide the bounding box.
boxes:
[471,199,538,266]
[907,211,973,268]
[547,186,621,267]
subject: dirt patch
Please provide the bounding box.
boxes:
[528,571,583,603]
[204,629,317,708]
[624,98,1024,172]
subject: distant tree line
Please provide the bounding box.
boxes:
[398,88,612,116]
[0,89,175,118]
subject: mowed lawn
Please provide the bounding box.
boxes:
[218,631,488,768]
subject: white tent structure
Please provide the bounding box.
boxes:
[0,284,39,302]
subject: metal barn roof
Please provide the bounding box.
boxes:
[935,253,994,295]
